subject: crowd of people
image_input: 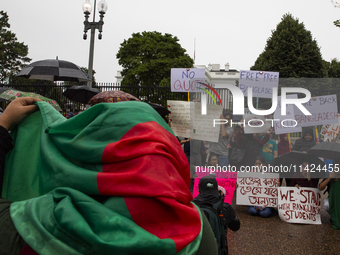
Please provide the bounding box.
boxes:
[0,97,339,255]
[181,110,339,230]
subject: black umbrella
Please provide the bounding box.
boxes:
[274,151,326,167]
[63,86,100,104]
[308,142,340,161]
[274,151,326,178]
[147,103,171,118]
[16,59,90,82]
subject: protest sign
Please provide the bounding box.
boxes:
[294,95,338,127]
[171,68,205,92]
[236,172,279,207]
[192,170,237,204]
[167,100,190,137]
[278,187,321,225]
[320,114,340,141]
[274,95,302,134]
[191,102,223,142]
[239,70,279,98]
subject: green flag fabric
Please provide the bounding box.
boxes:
[3,101,203,254]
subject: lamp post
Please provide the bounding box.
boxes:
[82,0,108,87]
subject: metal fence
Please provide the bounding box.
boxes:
[0,83,189,115]
[1,80,339,140]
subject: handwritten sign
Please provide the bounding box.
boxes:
[294,95,338,127]
[192,170,237,204]
[278,187,321,225]
[274,95,302,134]
[236,172,279,207]
[239,70,279,98]
[171,68,205,92]
[167,100,191,137]
[321,114,340,141]
[191,102,223,142]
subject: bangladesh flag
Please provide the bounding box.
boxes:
[3,101,203,255]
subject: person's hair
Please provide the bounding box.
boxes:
[223,109,233,119]
[208,153,218,163]
[163,116,169,124]
[255,155,266,165]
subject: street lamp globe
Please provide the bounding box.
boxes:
[82,0,92,13]
[97,0,108,13]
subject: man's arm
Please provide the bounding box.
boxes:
[0,97,40,197]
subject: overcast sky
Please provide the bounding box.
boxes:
[3,0,340,83]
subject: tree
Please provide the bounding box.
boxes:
[331,0,340,28]
[0,11,31,82]
[324,58,340,78]
[251,13,326,78]
[116,31,194,86]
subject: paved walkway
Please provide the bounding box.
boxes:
[227,191,340,255]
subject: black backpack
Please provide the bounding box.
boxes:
[198,197,227,255]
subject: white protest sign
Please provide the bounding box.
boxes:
[274,95,302,134]
[320,114,340,141]
[236,172,279,207]
[171,68,205,92]
[239,70,279,98]
[167,100,191,137]
[191,102,223,142]
[278,187,321,225]
[294,95,338,127]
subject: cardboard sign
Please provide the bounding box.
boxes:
[321,114,340,141]
[294,95,338,127]
[167,100,191,137]
[191,102,223,142]
[274,95,302,134]
[192,170,237,204]
[171,68,205,92]
[278,187,321,225]
[236,172,279,207]
[239,70,279,98]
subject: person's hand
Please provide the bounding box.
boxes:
[295,184,300,189]
[289,144,293,150]
[0,97,41,131]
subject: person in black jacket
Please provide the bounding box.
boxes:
[192,176,240,254]
[292,127,316,152]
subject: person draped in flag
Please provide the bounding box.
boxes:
[0,97,218,255]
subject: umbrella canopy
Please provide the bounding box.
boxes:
[0,88,62,111]
[16,59,90,82]
[63,86,100,104]
[87,90,139,106]
[308,142,340,161]
[274,151,326,178]
[147,103,171,119]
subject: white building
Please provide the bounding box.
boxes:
[115,63,239,85]
[193,63,239,86]
[115,63,239,109]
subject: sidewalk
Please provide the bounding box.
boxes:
[227,192,339,255]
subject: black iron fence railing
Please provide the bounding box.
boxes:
[1,80,340,140]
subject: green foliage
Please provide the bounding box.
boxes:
[116,31,194,86]
[331,0,340,28]
[324,58,340,78]
[0,11,31,82]
[251,13,326,78]
[335,19,340,28]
